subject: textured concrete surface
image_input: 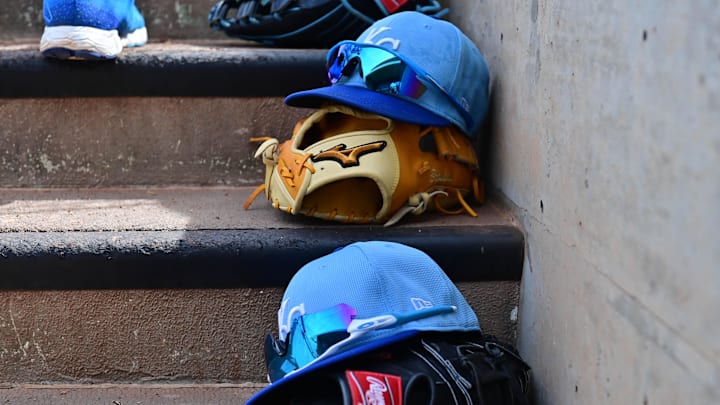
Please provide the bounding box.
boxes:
[447,0,720,404]
[0,98,312,187]
[0,282,518,384]
[0,187,516,232]
[0,187,279,232]
[0,289,280,384]
[0,383,264,405]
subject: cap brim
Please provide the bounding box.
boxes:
[245,330,419,405]
[285,85,452,127]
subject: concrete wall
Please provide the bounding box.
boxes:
[446,1,719,404]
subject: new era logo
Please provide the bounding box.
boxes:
[411,298,434,310]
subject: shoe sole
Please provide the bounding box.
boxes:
[40,26,147,60]
[122,27,148,48]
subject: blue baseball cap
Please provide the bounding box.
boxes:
[285,11,490,138]
[246,241,481,404]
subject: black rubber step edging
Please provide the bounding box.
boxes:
[0,42,328,98]
[0,225,524,290]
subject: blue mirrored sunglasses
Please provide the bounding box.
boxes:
[326,41,474,131]
[265,303,457,382]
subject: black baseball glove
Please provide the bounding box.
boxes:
[208,0,448,48]
[260,332,531,404]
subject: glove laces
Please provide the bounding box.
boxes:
[383,176,484,227]
[244,136,316,211]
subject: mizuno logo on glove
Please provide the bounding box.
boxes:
[312,141,387,167]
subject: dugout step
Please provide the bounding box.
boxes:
[0,187,523,290]
[0,383,262,405]
[0,40,328,98]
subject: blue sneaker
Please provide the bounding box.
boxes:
[40,0,148,60]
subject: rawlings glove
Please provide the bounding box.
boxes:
[209,0,448,48]
[244,104,484,226]
[259,332,531,405]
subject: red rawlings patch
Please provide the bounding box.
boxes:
[346,370,403,405]
[379,0,410,14]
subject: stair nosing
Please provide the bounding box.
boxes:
[0,41,329,98]
[0,187,524,288]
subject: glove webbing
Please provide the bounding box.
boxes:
[209,0,449,47]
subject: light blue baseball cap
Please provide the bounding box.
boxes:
[285,11,490,138]
[246,240,481,404]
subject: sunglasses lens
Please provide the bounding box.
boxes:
[326,42,474,132]
[265,334,297,382]
[327,45,345,84]
[265,304,357,382]
[264,303,458,382]
[327,44,428,99]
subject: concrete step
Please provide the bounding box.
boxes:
[0,41,324,187]
[0,187,523,287]
[0,187,523,385]
[0,41,327,98]
[0,383,262,404]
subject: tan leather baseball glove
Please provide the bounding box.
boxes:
[244,104,483,226]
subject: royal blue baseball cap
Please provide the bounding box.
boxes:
[245,241,481,404]
[285,11,490,138]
